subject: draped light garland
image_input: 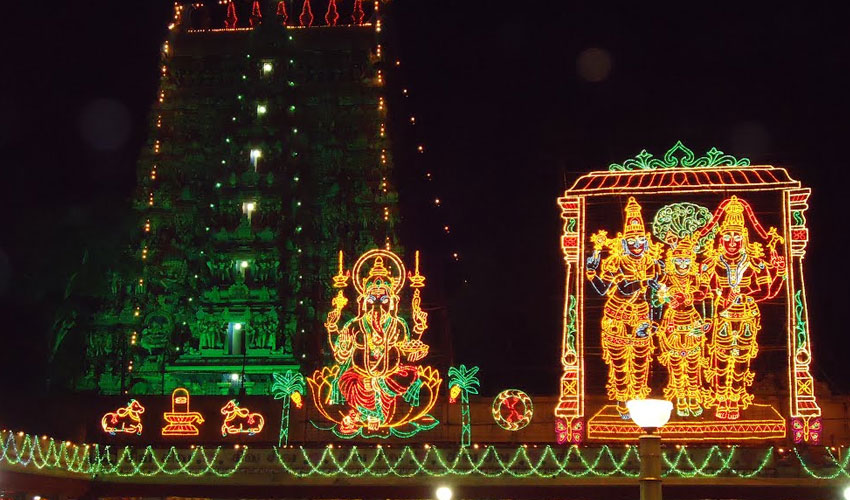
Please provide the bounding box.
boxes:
[1,432,848,480]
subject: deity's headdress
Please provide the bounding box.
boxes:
[352,249,406,296]
[363,257,394,293]
[623,196,646,238]
[368,257,391,279]
[719,196,746,234]
[670,235,697,259]
[697,195,774,244]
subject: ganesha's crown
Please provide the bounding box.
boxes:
[367,256,392,279]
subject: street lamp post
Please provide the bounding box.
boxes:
[627,399,673,500]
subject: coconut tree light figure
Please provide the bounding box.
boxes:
[272,370,305,446]
[448,365,480,447]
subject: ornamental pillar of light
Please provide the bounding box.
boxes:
[627,399,673,500]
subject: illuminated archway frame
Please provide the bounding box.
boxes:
[554,142,821,444]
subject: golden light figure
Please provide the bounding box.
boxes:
[308,249,441,438]
[585,197,662,418]
[654,236,710,417]
[698,196,786,420]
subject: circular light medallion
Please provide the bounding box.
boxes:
[492,389,533,431]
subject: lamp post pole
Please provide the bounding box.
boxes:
[639,429,662,500]
[627,399,672,500]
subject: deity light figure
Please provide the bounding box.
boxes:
[586,197,662,418]
[309,249,441,438]
[653,236,710,417]
[698,196,786,420]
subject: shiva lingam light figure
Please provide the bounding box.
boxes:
[698,196,786,420]
[161,387,205,436]
[586,197,663,419]
[308,249,441,438]
[653,236,710,417]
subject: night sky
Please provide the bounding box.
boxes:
[1,2,848,400]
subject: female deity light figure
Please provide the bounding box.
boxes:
[308,249,441,438]
[698,196,786,420]
[586,197,662,418]
[653,236,710,417]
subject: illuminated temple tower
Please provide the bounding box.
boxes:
[75,1,398,395]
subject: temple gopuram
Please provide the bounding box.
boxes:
[71,0,398,396]
[2,2,850,500]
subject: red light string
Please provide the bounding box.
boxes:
[276,1,288,26]
[325,0,339,26]
[299,0,314,27]
[353,0,365,25]
[225,1,237,29]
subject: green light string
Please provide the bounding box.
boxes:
[794,290,808,350]
[795,447,850,479]
[96,444,245,477]
[272,445,641,478]
[1,432,848,480]
[460,391,471,447]
[661,445,773,478]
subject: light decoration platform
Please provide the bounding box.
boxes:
[589,403,785,441]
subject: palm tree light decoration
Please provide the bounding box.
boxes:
[271,370,306,446]
[447,365,480,447]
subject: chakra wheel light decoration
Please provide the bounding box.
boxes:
[308,249,442,438]
[492,389,533,431]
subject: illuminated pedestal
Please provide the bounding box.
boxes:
[587,403,785,441]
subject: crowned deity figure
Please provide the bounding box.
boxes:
[698,196,786,420]
[308,249,441,438]
[653,236,711,417]
[586,197,662,418]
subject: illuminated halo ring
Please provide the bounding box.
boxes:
[492,389,533,431]
[351,249,406,295]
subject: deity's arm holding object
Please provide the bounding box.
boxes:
[325,292,354,363]
[398,318,428,362]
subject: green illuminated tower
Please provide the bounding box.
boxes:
[74,2,398,395]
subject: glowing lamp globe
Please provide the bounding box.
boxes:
[435,486,453,500]
[843,485,850,500]
[626,399,673,430]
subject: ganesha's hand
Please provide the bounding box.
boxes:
[325,309,341,330]
[336,332,353,354]
[413,308,428,331]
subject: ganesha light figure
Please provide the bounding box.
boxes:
[308,249,441,438]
